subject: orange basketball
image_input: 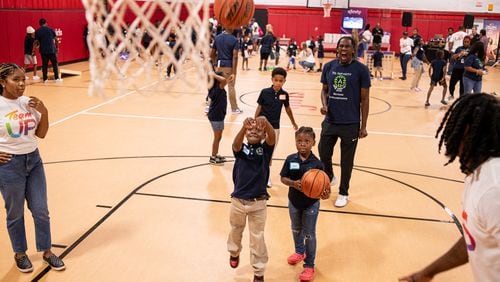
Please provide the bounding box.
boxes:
[301,169,330,199]
[213,0,255,29]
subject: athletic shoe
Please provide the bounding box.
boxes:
[32,76,40,80]
[43,254,65,271]
[229,256,239,268]
[216,155,226,162]
[414,87,422,92]
[55,78,63,83]
[448,95,454,101]
[253,275,264,282]
[287,253,305,265]
[204,106,209,113]
[232,108,243,114]
[425,102,431,107]
[43,80,49,84]
[15,255,33,273]
[209,156,224,165]
[299,268,315,281]
[379,77,383,81]
[440,100,448,105]
[330,175,338,186]
[25,76,30,80]
[334,195,348,207]
[267,179,272,188]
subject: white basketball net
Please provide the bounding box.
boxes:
[82,0,212,96]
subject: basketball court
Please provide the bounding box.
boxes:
[1,0,499,281]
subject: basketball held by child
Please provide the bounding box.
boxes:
[213,0,255,29]
[301,169,330,199]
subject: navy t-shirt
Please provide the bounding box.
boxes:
[317,41,324,58]
[232,142,275,199]
[280,152,324,209]
[321,59,371,124]
[260,34,275,54]
[431,59,447,81]
[463,54,484,81]
[214,32,238,67]
[257,86,290,129]
[24,36,35,55]
[372,51,383,67]
[207,85,227,122]
[287,44,298,57]
[35,26,57,54]
[453,46,469,70]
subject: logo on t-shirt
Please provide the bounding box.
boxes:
[4,110,36,138]
[256,147,263,156]
[333,75,347,91]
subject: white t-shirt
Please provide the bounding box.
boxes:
[361,30,372,43]
[462,157,500,282]
[451,31,468,52]
[400,37,414,54]
[252,22,260,36]
[0,95,41,154]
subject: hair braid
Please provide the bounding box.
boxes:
[0,63,24,94]
[436,93,500,175]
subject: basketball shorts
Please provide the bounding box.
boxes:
[24,54,37,65]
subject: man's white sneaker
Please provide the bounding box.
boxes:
[32,76,40,80]
[55,78,63,83]
[334,195,348,207]
[267,179,272,188]
[330,175,338,186]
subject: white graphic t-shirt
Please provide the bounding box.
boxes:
[462,157,500,282]
[0,95,41,154]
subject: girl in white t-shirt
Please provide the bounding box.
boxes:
[399,93,500,282]
[0,63,65,272]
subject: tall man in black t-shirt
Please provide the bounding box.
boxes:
[35,18,62,83]
[372,23,384,49]
[318,36,371,208]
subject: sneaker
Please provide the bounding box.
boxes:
[267,179,272,188]
[330,175,338,186]
[209,156,224,165]
[258,67,262,71]
[25,76,30,80]
[379,77,383,81]
[440,99,448,105]
[43,254,65,271]
[425,102,431,107]
[334,195,348,207]
[232,108,243,114]
[229,255,239,268]
[204,106,209,113]
[299,268,315,281]
[287,253,305,265]
[216,155,226,162]
[415,87,422,92]
[14,254,33,273]
[55,78,63,83]
[253,275,264,282]
[32,76,40,80]
[43,80,49,84]
[448,95,454,101]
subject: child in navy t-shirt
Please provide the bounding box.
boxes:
[207,71,233,164]
[372,45,384,80]
[425,50,448,107]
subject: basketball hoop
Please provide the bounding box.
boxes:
[82,0,212,97]
[322,0,333,18]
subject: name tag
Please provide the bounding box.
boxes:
[242,146,250,155]
[290,162,300,170]
[279,94,286,101]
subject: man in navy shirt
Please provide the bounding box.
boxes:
[449,36,471,99]
[211,28,242,114]
[318,36,371,208]
[35,18,62,83]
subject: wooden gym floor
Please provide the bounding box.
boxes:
[1,54,498,282]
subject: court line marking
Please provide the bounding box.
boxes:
[49,81,159,127]
[81,112,435,138]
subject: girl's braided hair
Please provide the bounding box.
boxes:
[0,63,24,94]
[436,93,500,175]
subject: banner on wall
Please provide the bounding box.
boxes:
[483,20,499,61]
[340,8,368,34]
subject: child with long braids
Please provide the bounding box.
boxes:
[0,63,65,272]
[400,93,499,282]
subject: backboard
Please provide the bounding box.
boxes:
[307,0,350,9]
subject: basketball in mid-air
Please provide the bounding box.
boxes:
[213,0,255,29]
[301,169,330,199]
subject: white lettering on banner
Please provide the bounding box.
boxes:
[347,9,362,15]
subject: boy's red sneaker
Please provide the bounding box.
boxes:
[229,256,239,268]
[287,253,305,265]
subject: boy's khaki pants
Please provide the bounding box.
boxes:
[227,197,268,277]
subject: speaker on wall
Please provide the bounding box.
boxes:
[402,12,413,27]
[464,14,474,29]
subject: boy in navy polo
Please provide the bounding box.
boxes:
[255,67,298,187]
[228,116,275,282]
[318,36,370,208]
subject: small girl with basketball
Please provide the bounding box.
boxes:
[280,126,330,281]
